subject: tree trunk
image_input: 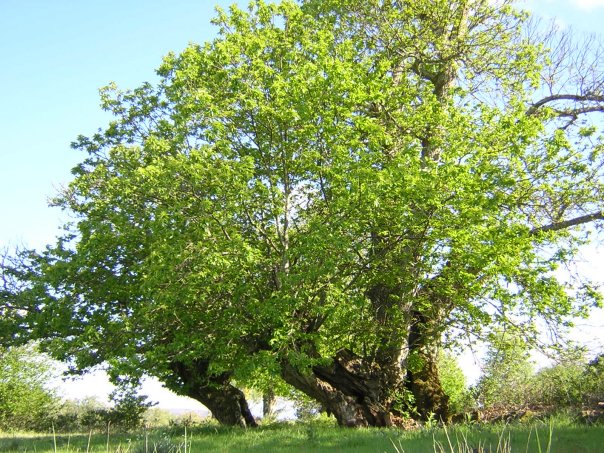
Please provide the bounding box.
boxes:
[406,350,450,422]
[406,311,450,422]
[279,283,451,426]
[262,388,276,418]
[281,350,394,427]
[366,283,410,400]
[200,384,257,427]
[169,359,257,427]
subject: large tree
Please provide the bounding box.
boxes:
[2,0,604,427]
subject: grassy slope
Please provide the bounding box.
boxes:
[1,420,603,452]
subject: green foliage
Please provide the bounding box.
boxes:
[52,390,153,433]
[533,351,604,409]
[109,385,155,431]
[531,352,587,408]
[143,407,180,428]
[585,354,604,403]
[0,344,60,431]
[52,397,113,432]
[166,411,208,432]
[474,341,604,414]
[438,353,473,415]
[474,333,535,409]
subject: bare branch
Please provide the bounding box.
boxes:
[526,93,604,116]
[524,18,604,122]
[530,210,604,235]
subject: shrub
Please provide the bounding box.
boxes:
[51,397,108,432]
[143,407,175,428]
[0,344,61,431]
[527,350,604,409]
[531,361,585,407]
[585,354,604,404]
[438,352,473,414]
[109,385,155,431]
[51,389,154,433]
[474,333,534,409]
[474,342,604,414]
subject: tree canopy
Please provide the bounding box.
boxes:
[2,0,604,427]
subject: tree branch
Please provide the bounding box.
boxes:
[526,93,604,116]
[530,210,604,235]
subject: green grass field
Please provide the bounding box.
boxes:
[1,419,603,452]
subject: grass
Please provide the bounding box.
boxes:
[1,418,603,452]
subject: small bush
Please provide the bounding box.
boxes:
[473,339,604,417]
[109,385,155,431]
[0,344,61,431]
[51,390,154,433]
[531,361,585,407]
[167,411,207,433]
[439,352,474,414]
[585,354,604,403]
[144,408,176,428]
[51,397,109,432]
[474,334,534,409]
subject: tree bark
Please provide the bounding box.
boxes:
[279,283,451,426]
[281,350,393,427]
[169,359,257,427]
[406,311,450,422]
[366,283,410,400]
[262,388,276,418]
[281,350,394,427]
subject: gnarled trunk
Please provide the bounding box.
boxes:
[406,311,450,422]
[170,359,257,427]
[201,384,257,427]
[279,279,452,426]
[366,283,411,400]
[406,350,450,422]
[281,350,394,427]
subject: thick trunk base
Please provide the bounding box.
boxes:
[170,359,257,427]
[204,384,257,427]
[281,351,395,427]
[407,311,451,422]
[407,361,450,422]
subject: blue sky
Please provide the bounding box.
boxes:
[0,0,248,250]
[1,0,603,409]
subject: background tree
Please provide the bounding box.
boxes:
[474,332,535,409]
[1,0,603,427]
[585,354,604,405]
[0,344,60,431]
[438,353,472,416]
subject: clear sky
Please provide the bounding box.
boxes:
[1,0,603,411]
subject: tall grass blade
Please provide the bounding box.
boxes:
[535,425,542,453]
[546,420,553,453]
[106,421,111,453]
[389,437,405,453]
[496,426,510,453]
[432,431,440,453]
[52,423,57,453]
[442,423,455,453]
[525,426,533,453]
